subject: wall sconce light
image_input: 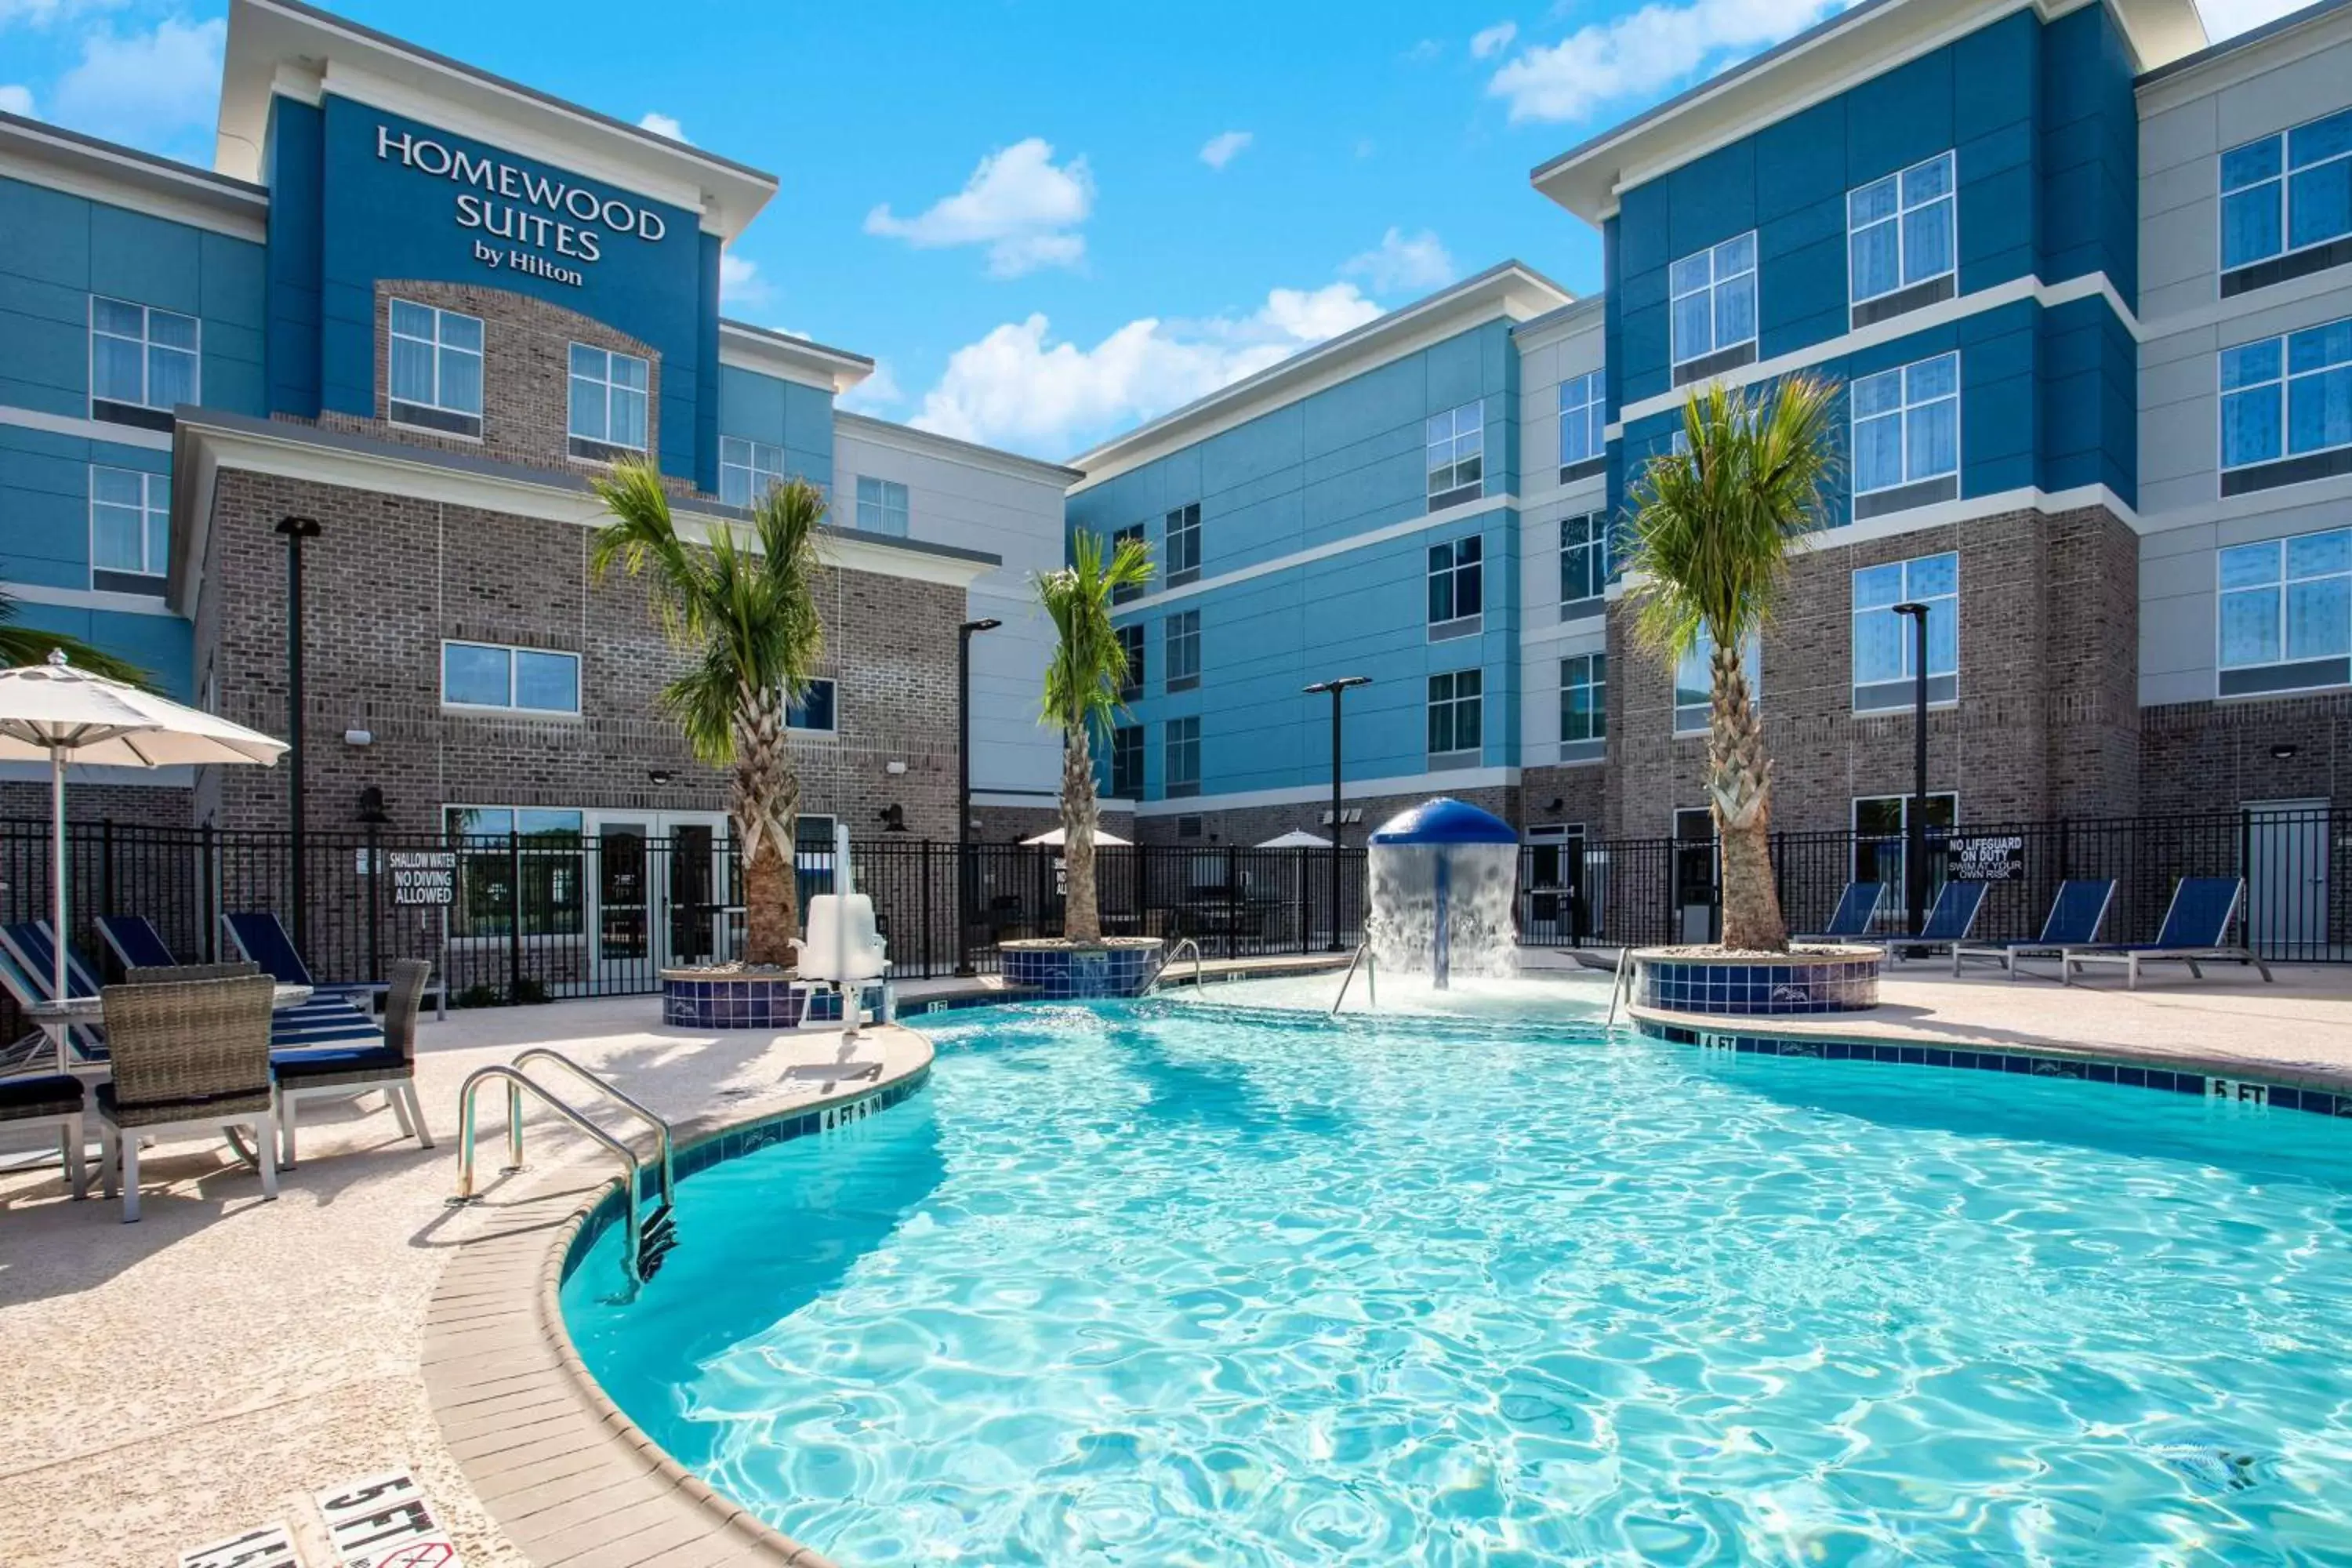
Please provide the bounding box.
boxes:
[646,768,677,785]
[1546,797,1566,814]
[343,728,373,747]
[356,785,390,825]
[2271,744,2299,760]
[885,760,908,775]
[877,804,907,832]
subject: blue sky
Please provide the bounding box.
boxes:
[0,0,2303,460]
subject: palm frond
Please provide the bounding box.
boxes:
[1039,529,1152,735]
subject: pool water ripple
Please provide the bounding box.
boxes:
[562,1001,2352,1566]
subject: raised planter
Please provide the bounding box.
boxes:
[999,937,1165,999]
[1631,945,1881,1016]
[661,967,806,1029]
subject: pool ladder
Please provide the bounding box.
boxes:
[1149,937,1205,993]
[1330,938,1377,1014]
[448,1049,680,1294]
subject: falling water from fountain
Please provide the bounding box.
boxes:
[1364,798,1521,991]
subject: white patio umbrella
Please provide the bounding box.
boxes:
[1255,829,1332,848]
[0,652,286,1068]
[1021,825,1132,848]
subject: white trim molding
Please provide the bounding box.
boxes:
[2,580,182,619]
[1133,764,1523,818]
[0,405,176,452]
[717,320,874,396]
[0,114,269,243]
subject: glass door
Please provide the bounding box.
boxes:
[591,817,654,983]
[661,812,732,967]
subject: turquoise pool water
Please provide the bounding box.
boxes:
[561,1002,2352,1566]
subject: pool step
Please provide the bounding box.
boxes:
[639,1201,679,1278]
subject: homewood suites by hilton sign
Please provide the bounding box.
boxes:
[376,125,669,289]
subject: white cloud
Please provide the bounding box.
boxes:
[1199,129,1253,170]
[1343,227,1457,294]
[1403,38,1444,62]
[865,138,1094,278]
[49,16,223,152]
[637,111,688,142]
[0,0,125,24]
[0,84,32,115]
[1487,0,1851,122]
[718,252,770,308]
[2194,0,2308,38]
[909,282,1382,456]
[839,360,903,413]
[1469,20,1519,59]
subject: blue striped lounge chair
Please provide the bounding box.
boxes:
[2060,877,2274,990]
[1791,881,1886,945]
[1951,879,2115,980]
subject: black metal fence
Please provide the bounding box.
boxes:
[1516,806,2344,964]
[0,804,2334,1036]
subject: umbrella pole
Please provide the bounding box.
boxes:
[50,746,67,1074]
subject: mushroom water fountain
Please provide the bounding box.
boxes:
[1365,797,1520,989]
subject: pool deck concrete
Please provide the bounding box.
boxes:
[5,956,2352,1566]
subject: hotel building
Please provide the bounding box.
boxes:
[1086,0,2350,940]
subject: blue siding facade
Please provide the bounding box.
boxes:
[1079,321,1523,804]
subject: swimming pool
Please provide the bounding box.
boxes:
[561,1001,2352,1565]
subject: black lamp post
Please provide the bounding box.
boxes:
[275,515,321,956]
[1303,675,1370,951]
[1892,601,1931,938]
[953,616,1001,976]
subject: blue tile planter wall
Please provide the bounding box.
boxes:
[999,939,1164,999]
[661,970,808,1029]
[1632,946,1881,1015]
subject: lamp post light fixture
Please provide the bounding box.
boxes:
[954,617,1002,976]
[1303,674,1371,951]
[275,514,321,956]
[1892,601,1932,939]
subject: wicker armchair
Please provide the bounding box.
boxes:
[270,959,434,1168]
[125,963,263,983]
[96,975,278,1222]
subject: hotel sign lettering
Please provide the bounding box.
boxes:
[376,125,669,289]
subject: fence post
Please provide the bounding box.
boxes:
[367,818,383,986]
[201,823,218,963]
[1225,843,1238,960]
[920,842,935,978]
[100,818,115,920]
[507,829,523,1003]
[1771,830,1785,927]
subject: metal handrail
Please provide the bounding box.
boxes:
[513,1047,676,1210]
[1605,946,1632,1028]
[1152,937,1204,993]
[1330,938,1377,1015]
[449,1065,650,1291]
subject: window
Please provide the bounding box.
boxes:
[1848,151,1956,323]
[1428,534,1483,638]
[388,299,484,437]
[1669,232,1757,379]
[856,476,910,536]
[89,296,198,428]
[788,677,837,732]
[1852,553,1958,710]
[2219,318,2352,493]
[2217,528,2351,696]
[1165,609,1201,692]
[720,437,785,508]
[1165,716,1200,797]
[1674,632,1759,735]
[89,466,169,593]
[568,343,649,459]
[1112,523,1146,603]
[1559,371,1606,477]
[1560,652,1606,762]
[1110,724,1144,799]
[1427,669,1482,763]
[1165,503,1201,586]
[1116,622,1145,701]
[443,642,581,713]
[1851,352,1959,517]
[1426,402,1485,509]
[1561,513,1609,611]
[1853,793,1957,920]
[2220,109,2352,294]
[443,806,586,940]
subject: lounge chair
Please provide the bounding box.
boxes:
[221,911,376,1011]
[96,913,179,972]
[0,1071,87,1200]
[1791,881,1886,944]
[95,974,279,1222]
[1951,879,2115,980]
[269,959,434,1168]
[1868,879,1989,960]
[0,922,107,1069]
[2061,877,2274,989]
[128,960,383,1054]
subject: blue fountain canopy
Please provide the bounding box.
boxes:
[1367,797,1517,847]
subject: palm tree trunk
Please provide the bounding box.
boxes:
[1708,640,1788,952]
[1061,727,1101,944]
[734,685,800,967]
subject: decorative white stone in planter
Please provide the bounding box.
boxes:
[1630,945,1881,1016]
[999,937,1166,999]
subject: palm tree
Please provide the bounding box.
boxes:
[1039,528,1153,944]
[0,590,149,685]
[590,459,825,968]
[1624,375,1838,953]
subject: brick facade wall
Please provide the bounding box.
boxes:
[194,470,962,842]
[311,281,666,478]
[2140,693,2351,813]
[1133,783,1520,848]
[0,780,192,829]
